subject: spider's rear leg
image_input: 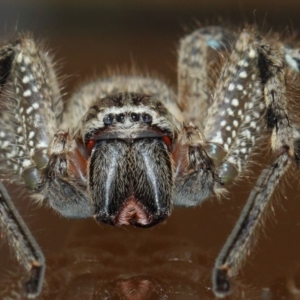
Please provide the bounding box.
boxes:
[178,26,236,127]
[212,34,298,297]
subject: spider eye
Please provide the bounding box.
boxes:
[87,139,96,154]
[142,113,152,124]
[116,113,125,123]
[131,112,140,122]
[103,114,114,125]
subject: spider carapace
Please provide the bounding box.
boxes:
[0,25,300,298]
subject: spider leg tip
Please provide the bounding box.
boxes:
[213,268,232,298]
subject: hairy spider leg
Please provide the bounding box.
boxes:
[0,34,64,296]
[0,34,62,189]
[213,33,298,297]
[207,30,266,186]
[0,180,45,298]
[178,26,236,128]
[175,26,300,297]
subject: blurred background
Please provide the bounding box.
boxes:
[1,0,300,299]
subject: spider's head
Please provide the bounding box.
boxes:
[76,93,179,227]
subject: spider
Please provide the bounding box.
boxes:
[0,25,300,298]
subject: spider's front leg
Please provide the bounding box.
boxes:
[0,34,83,297]
[177,26,300,297]
[212,34,298,297]
[173,26,239,204]
[0,181,45,298]
[172,123,224,205]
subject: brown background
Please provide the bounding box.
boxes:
[1,1,300,299]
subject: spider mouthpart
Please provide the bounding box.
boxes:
[112,196,153,227]
[90,139,173,227]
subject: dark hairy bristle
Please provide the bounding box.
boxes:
[266,106,278,131]
[0,45,15,90]
[294,139,300,166]
[258,50,272,84]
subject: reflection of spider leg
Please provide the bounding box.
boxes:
[286,275,300,295]
[0,181,44,298]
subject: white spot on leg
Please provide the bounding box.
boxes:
[32,103,39,109]
[23,90,32,97]
[245,115,251,123]
[232,99,239,106]
[239,71,247,78]
[36,142,48,148]
[238,59,246,66]
[242,129,251,139]
[228,83,235,91]
[232,130,236,138]
[212,131,224,145]
[22,159,32,168]
[227,108,234,116]
[220,120,227,127]
[24,56,31,65]
[1,141,9,148]
[253,112,260,119]
[22,76,30,84]
[28,131,35,139]
[17,53,23,63]
[237,84,243,91]
[249,48,256,58]
[26,107,33,115]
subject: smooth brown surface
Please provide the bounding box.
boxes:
[1,1,300,299]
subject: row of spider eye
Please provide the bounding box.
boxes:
[103,112,153,125]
